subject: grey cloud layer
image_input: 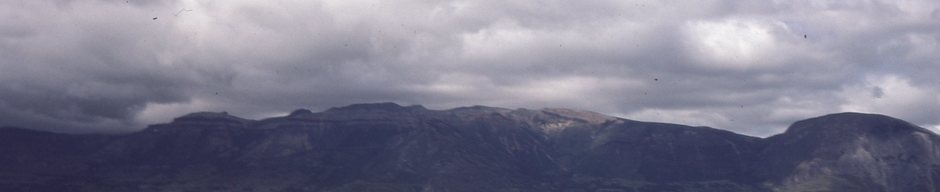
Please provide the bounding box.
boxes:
[1,0,938,136]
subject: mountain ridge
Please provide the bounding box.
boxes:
[0,103,938,192]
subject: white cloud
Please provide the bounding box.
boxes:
[683,18,781,70]
[840,74,940,126]
[2,0,940,136]
[930,124,940,134]
[136,98,215,126]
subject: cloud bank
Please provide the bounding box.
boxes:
[1,0,939,136]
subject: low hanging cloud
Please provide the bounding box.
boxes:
[1,0,939,136]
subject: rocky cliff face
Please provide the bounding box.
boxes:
[0,103,938,192]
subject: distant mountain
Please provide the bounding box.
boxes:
[1,103,938,192]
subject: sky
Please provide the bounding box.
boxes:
[1,0,939,137]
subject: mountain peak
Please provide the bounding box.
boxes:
[172,111,252,125]
[783,112,932,136]
[288,108,314,117]
[326,102,426,112]
[763,112,940,192]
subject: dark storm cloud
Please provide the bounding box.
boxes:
[0,0,198,132]
[2,0,939,136]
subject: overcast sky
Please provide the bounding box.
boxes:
[1,0,939,136]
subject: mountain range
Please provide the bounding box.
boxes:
[1,102,938,192]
